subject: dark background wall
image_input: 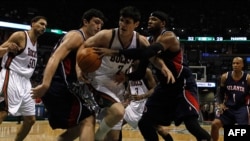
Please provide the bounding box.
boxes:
[1,0,250,121]
[1,0,250,36]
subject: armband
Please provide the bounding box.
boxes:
[118,48,144,59]
[142,43,164,58]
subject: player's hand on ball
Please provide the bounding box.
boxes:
[81,72,90,84]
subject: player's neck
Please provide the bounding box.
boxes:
[232,70,243,79]
[27,30,38,44]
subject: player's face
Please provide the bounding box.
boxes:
[88,17,104,36]
[232,58,244,71]
[119,16,139,34]
[147,16,163,33]
[33,19,47,36]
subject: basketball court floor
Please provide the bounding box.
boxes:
[0,120,224,141]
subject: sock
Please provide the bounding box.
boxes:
[95,119,111,141]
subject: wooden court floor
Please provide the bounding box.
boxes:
[0,120,224,141]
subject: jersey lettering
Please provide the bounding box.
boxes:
[28,48,37,58]
[227,85,245,92]
[130,80,143,86]
[27,48,37,68]
[110,56,132,64]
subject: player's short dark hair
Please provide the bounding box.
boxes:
[120,6,141,22]
[82,8,106,22]
[30,16,47,25]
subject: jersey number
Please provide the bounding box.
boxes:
[28,58,36,68]
[116,65,124,74]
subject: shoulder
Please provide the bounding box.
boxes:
[245,73,250,84]
[246,73,250,79]
[145,67,153,74]
[161,31,177,37]
[145,68,154,79]
[99,29,113,35]
[92,29,113,40]
[10,31,25,39]
[221,72,228,82]
[5,31,26,44]
[58,30,86,48]
[11,31,25,35]
[138,34,150,47]
[159,31,178,41]
[221,72,228,78]
[157,31,179,48]
[61,31,84,45]
[65,30,83,39]
[84,29,113,47]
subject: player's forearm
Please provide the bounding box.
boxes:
[143,87,155,99]
[41,57,59,88]
[0,42,13,57]
[218,86,226,104]
[150,57,165,70]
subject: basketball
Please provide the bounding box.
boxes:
[77,47,101,73]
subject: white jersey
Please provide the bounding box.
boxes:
[124,76,149,129]
[88,28,138,102]
[129,79,148,99]
[128,67,148,97]
[1,31,37,79]
[0,31,36,116]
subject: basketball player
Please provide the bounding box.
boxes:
[123,62,156,130]
[81,6,151,141]
[0,16,47,141]
[119,60,174,141]
[211,57,250,141]
[95,11,211,141]
[136,10,211,141]
[30,9,105,141]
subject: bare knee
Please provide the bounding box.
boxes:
[157,126,169,136]
[22,116,36,126]
[0,111,8,124]
[80,115,95,127]
[108,103,125,120]
[211,119,222,130]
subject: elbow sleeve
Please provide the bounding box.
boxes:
[119,48,144,59]
[142,43,164,58]
[119,43,164,60]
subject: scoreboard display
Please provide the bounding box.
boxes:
[179,36,249,42]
